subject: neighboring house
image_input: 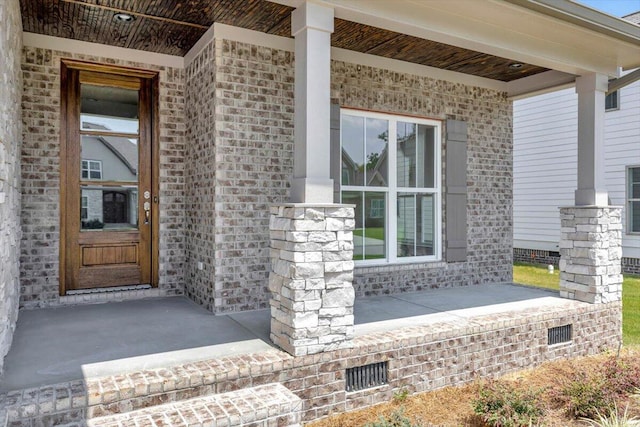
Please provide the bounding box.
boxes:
[0,0,639,424]
[513,11,640,274]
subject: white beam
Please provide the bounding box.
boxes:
[290,1,335,203]
[574,73,608,206]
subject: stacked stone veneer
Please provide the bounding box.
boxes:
[559,206,623,303]
[0,298,621,425]
[0,0,23,372]
[20,47,186,307]
[269,204,355,356]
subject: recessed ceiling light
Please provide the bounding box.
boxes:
[509,63,524,69]
[113,12,135,23]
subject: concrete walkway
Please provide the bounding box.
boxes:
[0,283,561,392]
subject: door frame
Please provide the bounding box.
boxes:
[59,59,160,295]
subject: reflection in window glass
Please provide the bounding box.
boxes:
[80,84,139,134]
[342,191,386,260]
[80,186,138,231]
[342,115,365,186]
[341,115,389,187]
[365,118,388,187]
[81,160,102,180]
[397,122,435,188]
[630,168,640,233]
[397,193,434,257]
[81,136,138,183]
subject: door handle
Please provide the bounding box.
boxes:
[144,201,151,224]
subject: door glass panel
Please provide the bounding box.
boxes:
[397,192,435,257]
[80,136,139,182]
[80,84,139,134]
[81,185,138,231]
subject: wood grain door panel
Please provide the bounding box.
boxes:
[60,60,158,293]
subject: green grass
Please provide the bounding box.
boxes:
[353,227,385,241]
[513,262,640,346]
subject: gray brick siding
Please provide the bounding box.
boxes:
[330,61,513,296]
[0,0,23,372]
[19,35,514,312]
[20,47,187,308]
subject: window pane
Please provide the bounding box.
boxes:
[632,201,640,233]
[397,122,435,188]
[81,185,138,231]
[398,192,435,257]
[342,191,386,260]
[81,135,138,182]
[397,122,416,187]
[365,118,388,187]
[81,84,139,134]
[605,91,618,111]
[342,115,365,186]
[417,125,436,188]
[632,168,640,199]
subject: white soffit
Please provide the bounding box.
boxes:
[270,0,640,77]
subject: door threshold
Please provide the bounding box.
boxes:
[66,284,151,295]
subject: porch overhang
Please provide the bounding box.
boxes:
[268,0,640,97]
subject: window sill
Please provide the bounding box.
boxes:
[354,258,447,273]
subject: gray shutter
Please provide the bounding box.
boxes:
[330,102,341,203]
[445,119,467,262]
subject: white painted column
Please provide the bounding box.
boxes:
[574,73,609,206]
[290,2,334,203]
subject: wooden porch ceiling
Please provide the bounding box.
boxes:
[20,0,549,82]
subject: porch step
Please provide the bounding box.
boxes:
[84,383,301,427]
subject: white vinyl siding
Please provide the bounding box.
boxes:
[513,78,640,257]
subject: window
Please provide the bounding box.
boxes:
[340,110,441,263]
[81,196,88,220]
[628,167,640,233]
[81,160,102,180]
[605,90,619,111]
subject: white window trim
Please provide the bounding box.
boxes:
[605,89,619,112]
[81,159,103,180]
[627,165,640,235]
[340,109,442,266]
[80,195,88,220]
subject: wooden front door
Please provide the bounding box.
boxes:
[60,60,158,292]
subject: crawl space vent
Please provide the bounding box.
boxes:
[548,324,572,345]
[346,361,388,392]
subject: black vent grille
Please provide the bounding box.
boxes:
[346,361,388,392]
[548,324,572,345]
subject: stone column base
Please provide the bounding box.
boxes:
[559,206,622,303]
[269,204,355,356]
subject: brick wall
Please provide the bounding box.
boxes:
[331,61,513,296]
[20,47,187,308]
[185,40,217,310]
[182,38,512,312]
[185,39,294,313]
[0,0,23,372]
[1,299,621,424]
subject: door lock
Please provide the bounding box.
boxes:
[144,201,151,224]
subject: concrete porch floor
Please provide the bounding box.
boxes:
[0,283,563,392]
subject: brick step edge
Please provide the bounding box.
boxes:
[84,383,302,427]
